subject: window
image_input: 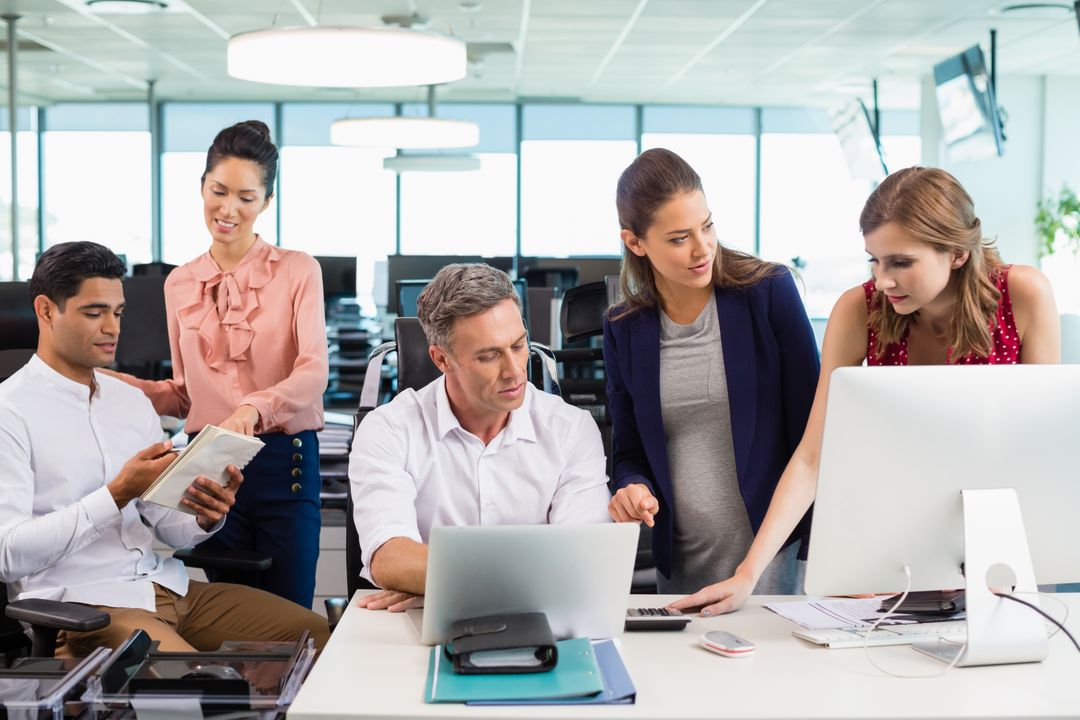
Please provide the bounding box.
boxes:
[399,104,518,257]
[759,108,921,317]
[278,104,397,306]
[642,106,759,255]
[0,108,40,280]
[520,105,637,257]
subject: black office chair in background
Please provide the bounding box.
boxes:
[0,282,38,383]
[114,275,172,380]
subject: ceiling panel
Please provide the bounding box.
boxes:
[0,0,1074,108]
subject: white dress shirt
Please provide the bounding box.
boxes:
[0,355,216,610]
[349,376,611,584]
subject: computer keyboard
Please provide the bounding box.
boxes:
[793,621,967,649]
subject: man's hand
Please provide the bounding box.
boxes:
[608,483,658,527]
[667,570,755,617]
[107,441,177,509]
[356,590,423,613]
[219,405,260,436]
[183,465,243,531]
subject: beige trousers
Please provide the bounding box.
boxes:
[56,581,330,657]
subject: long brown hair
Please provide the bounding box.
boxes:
[610,148,780,320]
[862,167,1003,361]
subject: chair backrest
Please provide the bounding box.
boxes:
[116,276,171,368]
[395,317,440,392]
[559,280,608,344]
[0,282,37,352]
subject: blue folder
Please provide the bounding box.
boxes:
[468,639,637,706]
[424,637,605,703]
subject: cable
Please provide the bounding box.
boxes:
[994,591,1080,654]
[1012,590,1070,641]
[862,566,966,678]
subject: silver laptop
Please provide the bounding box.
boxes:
[419,523,639,646]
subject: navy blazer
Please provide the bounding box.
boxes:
[602,270,820,579]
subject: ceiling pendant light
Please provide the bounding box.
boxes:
[85,0,168,12]
[382,154,481,173]
[227,25,466,88]
[330,86,479,149]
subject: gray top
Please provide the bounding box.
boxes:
[655,295,802,594]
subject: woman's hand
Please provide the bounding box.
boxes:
[667,571,755,617]
[608,483,658,527]
[219,405,260,435]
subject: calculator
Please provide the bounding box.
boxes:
[625,607,691,631]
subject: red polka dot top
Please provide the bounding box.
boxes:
[863,265,1020,366]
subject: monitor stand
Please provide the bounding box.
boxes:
[914,488,1048,667]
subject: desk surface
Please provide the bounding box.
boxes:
[289,593,1080,720]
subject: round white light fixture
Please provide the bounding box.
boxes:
[85,0,167,12]
[331,117,479,149]
[227,26,466,88]
[383,154,482,173]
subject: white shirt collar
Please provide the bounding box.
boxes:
[27,354,103,401]
[433,375,537,445]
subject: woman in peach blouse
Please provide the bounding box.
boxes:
[120,121,328,608]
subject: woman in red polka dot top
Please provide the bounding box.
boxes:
[668,166,1060,618]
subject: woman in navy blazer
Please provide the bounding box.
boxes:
[603,149,820,596]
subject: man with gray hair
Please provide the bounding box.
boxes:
[348,263,611,611]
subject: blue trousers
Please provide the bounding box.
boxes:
[196,430,322,609]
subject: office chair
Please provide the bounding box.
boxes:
[115,276,172,380]
[2,588,109,659]
[0,282,38,382]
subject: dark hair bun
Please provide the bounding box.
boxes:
[234,120,271,142]
[202,119,279,196]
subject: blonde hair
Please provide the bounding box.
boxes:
[610,148,780,321]
[861,167,1003,361]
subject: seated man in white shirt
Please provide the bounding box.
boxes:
[350,263,611,611]
[0,241,330,656]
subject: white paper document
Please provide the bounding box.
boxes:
[763,597,917,630]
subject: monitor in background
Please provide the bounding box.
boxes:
[397,278,528,324]
[933,44,1005,163]
[315,256,357,300]
[806,366,1080,667]
[520,257,622,288]
[828,98,887,182]
[385,255,484,315]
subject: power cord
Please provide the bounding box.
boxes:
[862,566,966,678]
[994,591,1080,654]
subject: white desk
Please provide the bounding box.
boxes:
[289,593,1080,719]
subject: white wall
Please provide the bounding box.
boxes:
[1042,76,1080,195]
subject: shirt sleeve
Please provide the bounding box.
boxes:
[0,404,122,584]
[547,409,613,525]
[241,253,330,432]
[348,409,423,586]
[114,273,192,419]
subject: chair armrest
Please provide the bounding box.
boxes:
[173,546,272,572]
[324,597,347,632]
[6,598,110,632]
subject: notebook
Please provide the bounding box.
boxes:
[467,639,636,706]
[424,637,604,703]
[141,425,264,514]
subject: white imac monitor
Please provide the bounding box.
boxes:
[806,366,1080,666]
